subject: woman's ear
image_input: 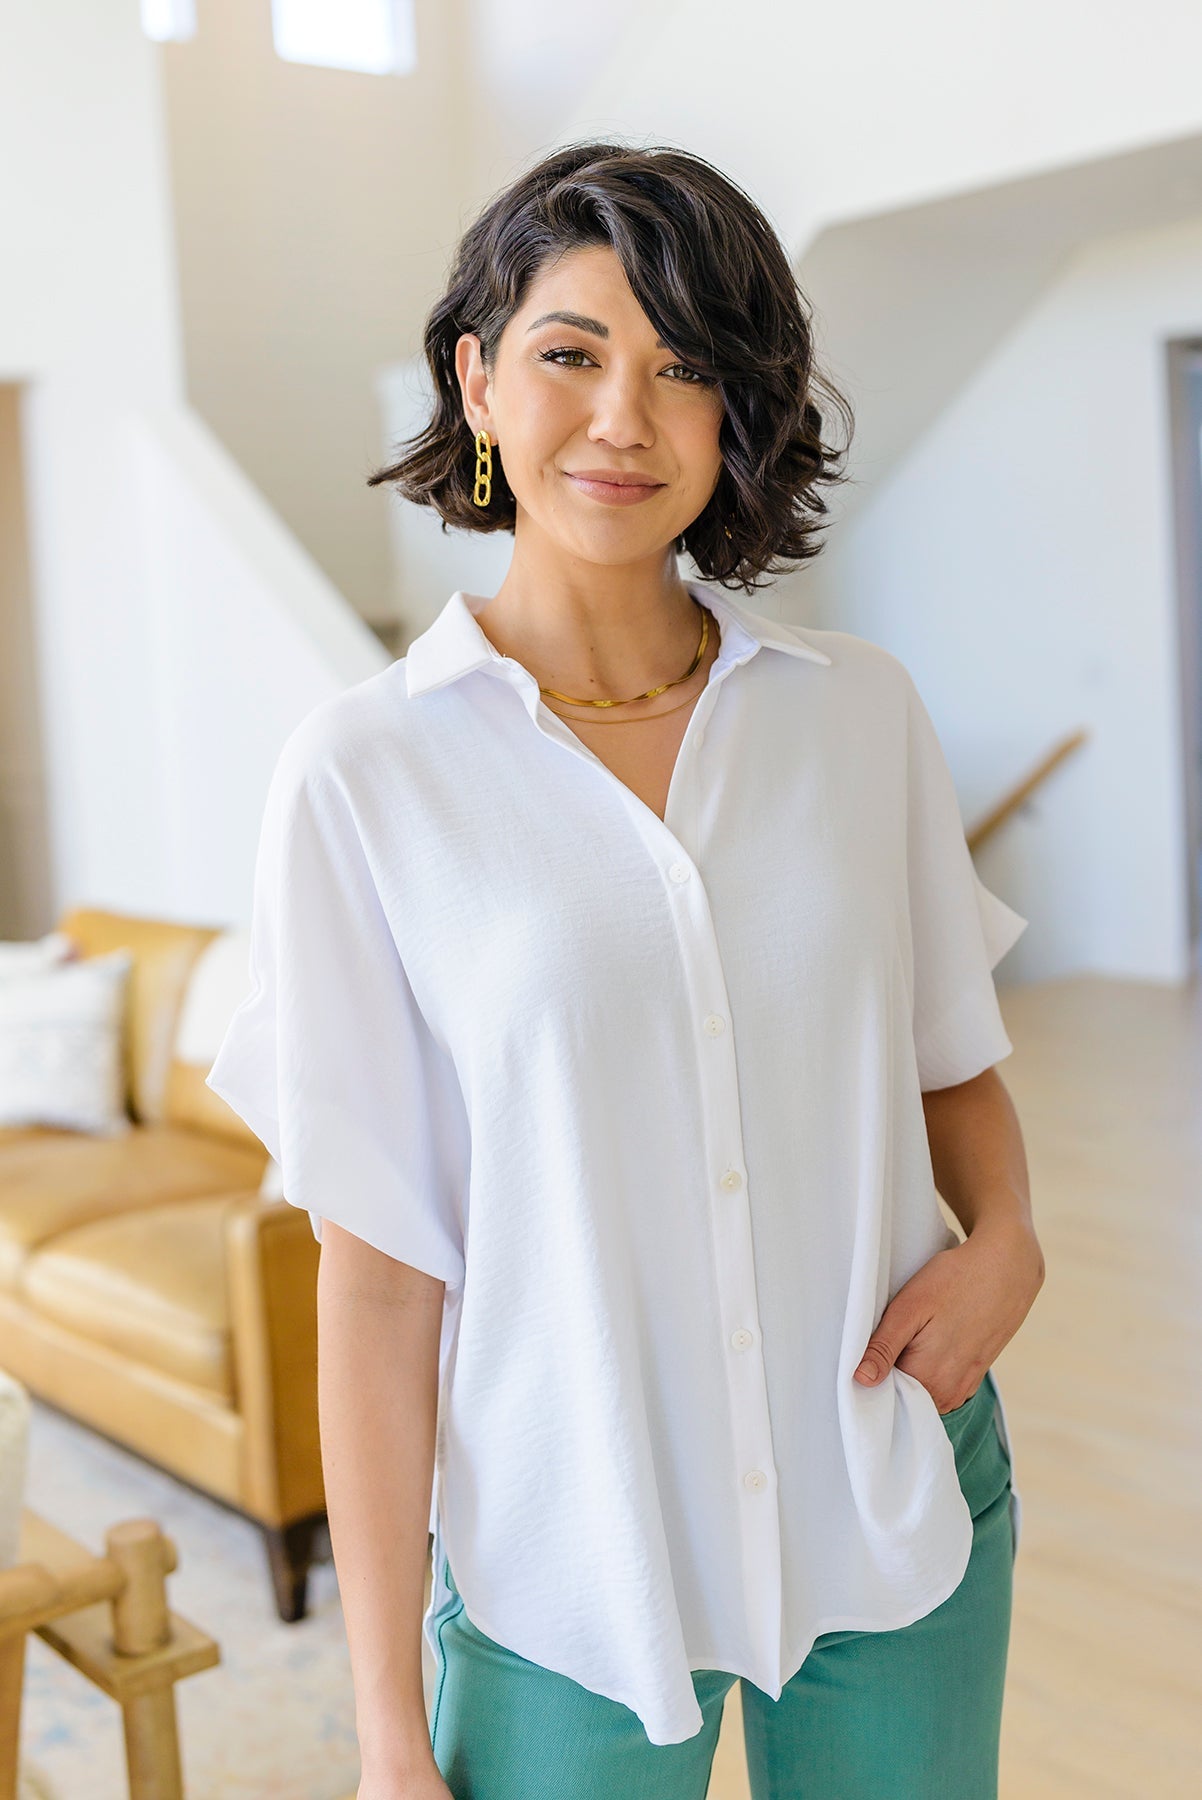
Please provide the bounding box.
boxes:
[454,332,494,439]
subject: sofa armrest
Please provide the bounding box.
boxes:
[224,1194,323,1524]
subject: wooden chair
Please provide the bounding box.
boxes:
[0,1510,219,1800]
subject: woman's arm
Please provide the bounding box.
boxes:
[919,1065,1040,1251]
[853,1066,1045,1407]
[316,1219,451,1794]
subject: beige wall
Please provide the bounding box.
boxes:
[0,385,51,934]
[157,0,471,622]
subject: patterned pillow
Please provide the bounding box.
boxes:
[0,949,133,1134]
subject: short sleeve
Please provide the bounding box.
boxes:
[902,669,1029,1091]
[204,727,469,1287]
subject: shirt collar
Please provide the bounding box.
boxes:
[404,581,832,699]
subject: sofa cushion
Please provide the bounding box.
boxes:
[0,1123,265,1291]
[19,1193,239,1399]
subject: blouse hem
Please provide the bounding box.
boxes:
[445,1546,977,1747]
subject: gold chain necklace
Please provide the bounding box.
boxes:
[538,604,709,708]
[543,686,703,726]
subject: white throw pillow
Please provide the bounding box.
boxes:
[175,929,278,1197]
[173,927,253,1067]
[0,931,76,978]
[0,949,134,1134]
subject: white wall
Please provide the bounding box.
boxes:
[460,0,641,190]
[16,387,388,931]
[790,212,1202,986]
[0,2,181,394]
[130,408,387,926]
[157,0,472,622]
[0,2,388,932]
[561,0,1202,252]
[0,1,184,928]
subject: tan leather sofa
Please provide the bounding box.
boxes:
[0,907,325,1622]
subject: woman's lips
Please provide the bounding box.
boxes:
[565,472,665,506]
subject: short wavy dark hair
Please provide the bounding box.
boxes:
[367,139,855,592]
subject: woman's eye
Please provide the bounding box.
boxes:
[539,346,592,368]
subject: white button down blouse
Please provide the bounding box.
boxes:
[205,579,1029,1748]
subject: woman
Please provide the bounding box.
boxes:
[206,140,1045,1800]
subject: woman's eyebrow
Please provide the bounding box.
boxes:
[525,309,669,350]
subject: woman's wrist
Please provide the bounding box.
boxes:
[967,1211,1045,1280]
[357,1708,437,1777]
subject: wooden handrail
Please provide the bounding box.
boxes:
[967,729,1088,855]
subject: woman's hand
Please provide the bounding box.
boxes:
[853,1220,1045,1413]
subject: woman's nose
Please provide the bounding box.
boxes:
[586,374,656,449]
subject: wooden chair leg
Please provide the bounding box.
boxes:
[263,1513,325,1623]
[0,1631,27,1800]
[107,1519,184,1800]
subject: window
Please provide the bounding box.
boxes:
[271,0,416,75]
[140,0,196,41]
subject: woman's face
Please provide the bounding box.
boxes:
[455,244,726,569]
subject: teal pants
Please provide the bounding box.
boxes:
[430,1371,1015,1799]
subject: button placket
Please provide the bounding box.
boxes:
[674,867,782,1671]
[507,631,783,1670]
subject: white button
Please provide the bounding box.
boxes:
[668,862,691,884]
[703,1013,726,1036]
[743,1469,767,1491]
[730,1328,754,1351]
[719,1169,743,1192]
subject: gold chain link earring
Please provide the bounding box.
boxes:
[473,430,492,507]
